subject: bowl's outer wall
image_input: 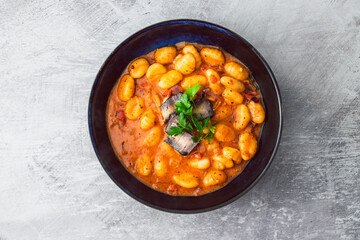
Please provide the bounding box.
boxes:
[89,20,282,213]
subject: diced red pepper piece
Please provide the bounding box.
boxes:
[167,184,179,195]
[161,89,172,98]
[116,110,125,120]
[243,92,259,101]
[200,64,209,72]
[210,75,218,83]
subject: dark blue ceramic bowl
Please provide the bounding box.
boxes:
[89,19,282,213]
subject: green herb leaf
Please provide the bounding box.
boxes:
[204,132,214,143]
[175,101,183,108]
[168,126,184,136]
[180,93,191,108]
[186,84,202,101]
[184,106,193,116]
[192,116,202,132]
[175,102,187,114]
[202,117,210,130]
[179,112,186,127]
[192,136,202,142]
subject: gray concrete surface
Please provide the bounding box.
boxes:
[0,0,359,239]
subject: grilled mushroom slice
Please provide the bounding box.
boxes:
[194,99,214,119]
[165,113,180,133]
[160,93,182,123]
[164,114,198,155]
[164,133,199,156]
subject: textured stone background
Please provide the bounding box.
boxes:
[0,0,359,239]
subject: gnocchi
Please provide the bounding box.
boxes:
[125,96,144,120]
[146,63,167,82]
[205,69,224,95]
[175,53,196,75]
[239,132,258,161]
[143,126,163,147]
[203,170,227,187]
[136,155,152,176]
[224,62,249,80]
[117,75,135,101]
[212,154,233,169]
[158,70,183,89]
[180,75,207,90]
[129,58,149,78]
[153,94,161,107]
[234,104,251,130]
[222,147,242,164]
[214,123,235,142]
[159,141,180,157]
[248,101,265,124]
[200,47,225,66]
[155,46,177,64]
[154,154,168,177]
[224,160,234,168]
[189,158,210,169]
[212,160,225,170]
[213,104,232,121]
[212,154,229,164]
[173,173,199,188]
[140,109,156,130]
[222,88,244,105]
[182,45,202,69]
[203,138,220,153]
[220,76,245,92]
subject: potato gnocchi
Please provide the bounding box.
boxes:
[200,47,225,66]
[158,70,183,89]
[129,58,149,79]
[175,53,196,75]
[146,63,167,82]
[107,42,265,196]
[155,46,177,64]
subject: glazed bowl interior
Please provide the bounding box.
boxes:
[89,19,282,213]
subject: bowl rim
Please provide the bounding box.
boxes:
[88,19,283,213]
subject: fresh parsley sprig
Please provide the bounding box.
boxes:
[167,84,216,143]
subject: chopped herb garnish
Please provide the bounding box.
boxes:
[168,84,216,143]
